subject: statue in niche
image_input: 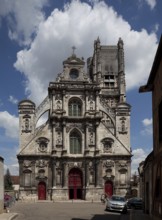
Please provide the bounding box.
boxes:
[56,170,61,185]
[90,101,93,110]
[56,100,61,109]
[119,117,127,133]
[89,161,94,184]
[89,132,94,144]
[56,132,62,144]
[25,119,29,130]
[55,93,61,100]
[121,120,126,132]
[89,171,94,184]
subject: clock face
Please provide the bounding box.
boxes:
[70,69,79,79]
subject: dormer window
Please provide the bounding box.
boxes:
[70,69,79,79]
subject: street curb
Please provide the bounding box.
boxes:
[0,213,18,220]
[9,213,18,220]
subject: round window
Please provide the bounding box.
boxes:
[70,69,79,79]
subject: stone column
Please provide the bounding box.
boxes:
[52,123,56,151]
[95,123,99,150]
[86,162,90,186]
[85,123,88,150]
[62,90,65,115]
[64,163,68,187]
[85,91,88,112]
[52,161,56,188]
[62,122,66,150]
[95,91,99,112]
[98,160,103,186]
[95,160,100,187]
[62,162,68,187]
[19,160,24,187]
[0,156,4,214]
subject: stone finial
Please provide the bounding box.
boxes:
[118,37,124,49]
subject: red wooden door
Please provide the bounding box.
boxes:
[69,168,82,199]
[38,182,46,200]
[105,181,113,198]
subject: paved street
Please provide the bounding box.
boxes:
[9,201,151,220]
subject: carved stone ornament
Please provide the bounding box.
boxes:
[66,123,84,133]
[55,93,62,100]
[88,161,94,171]
[102,138,114,153]
[68,162,82,168]
[56,100,62,110]
[36,159,47,168]
[118,161,127,168]
[118,117,127,134]
[22,115,32,133]
[56,132,62,145]
[36,169,47,180]
[36,137,49,152]
[103,160,114,168]
[23,160,31,168]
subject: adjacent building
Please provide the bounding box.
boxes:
[17,38,132,201]
[0,156,4,213]
[139,35,162,220]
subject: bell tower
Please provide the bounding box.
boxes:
[18,100,35,150]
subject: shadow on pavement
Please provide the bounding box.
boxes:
[71,212,123,220]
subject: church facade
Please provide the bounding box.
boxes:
[17,38,132,201]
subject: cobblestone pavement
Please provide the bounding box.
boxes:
[0,201,153,220]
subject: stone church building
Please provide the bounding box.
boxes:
[17,38,131,201]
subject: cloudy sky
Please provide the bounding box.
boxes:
[0,0,161,175]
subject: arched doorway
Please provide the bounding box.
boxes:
[68,168,83,200]
[38,182,46,200]
[105,180,113,198]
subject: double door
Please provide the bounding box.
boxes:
[69,168,83,199]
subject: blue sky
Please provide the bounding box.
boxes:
[0,0,161,175]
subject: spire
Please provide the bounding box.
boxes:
[97,36,100,43]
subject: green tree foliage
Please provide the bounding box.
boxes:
[4,168,13,190]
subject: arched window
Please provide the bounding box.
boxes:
[69,99,82,116]
[70,130,81,154]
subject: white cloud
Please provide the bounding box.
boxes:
[0,0,49,45]
[0,99,3,107]
[8,95,18,104]
[153,23,159,33]
[4,163,19,176]
[2,145,19,175]
[141,118,153,135]
[131,148,148,174]
[13,0,158,105]
[142,118,152,126]
[145,0,156,10]
[0,111,19,138]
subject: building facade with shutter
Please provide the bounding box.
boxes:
[17,38,131,201]
[139,36,162,220]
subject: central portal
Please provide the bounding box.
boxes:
[68,168,83,200]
